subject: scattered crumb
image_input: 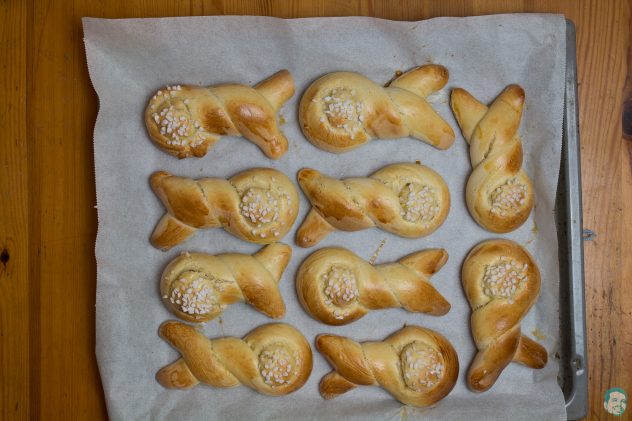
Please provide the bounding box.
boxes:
[532,328,547,341]
[278,114,286,126]
[369,239,387,264]
[217,316,225,336]
[524,218,539,246]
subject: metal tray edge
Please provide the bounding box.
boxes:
[562,18,589,421]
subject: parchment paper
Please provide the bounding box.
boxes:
[84,14,567,421]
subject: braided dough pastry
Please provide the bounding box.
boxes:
[462,239,547,392]
[317,326,458,407]
[161,243,291,323]
[299,65,455,153]
[150,168,299,250]
[157,321,312,395]
[296,247,450,325]
[450,85,534,232]
[299,64,454,153]
[145,70,294,159]
[296,163,449,247]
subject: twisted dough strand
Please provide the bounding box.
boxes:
[157,321,312,396]
[161,243,291,323]
[296,247,450,325]
[450,85,534,232]
[145,70,294,159]
[317,326,458,407]
[299,65,455,153]
[462,239,547,392]
[150,168,299,250]
[296,163,450,247]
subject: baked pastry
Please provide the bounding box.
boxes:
[161,243,291,323]
[296,163,450,247]
[299,65,455,153]
[450,85,534,232]
[145,70,294,159]
[296,247,450,325]
[317,326,458,407]
[462,239,547,392]
[150,168,299,250]
[157,321,312,395]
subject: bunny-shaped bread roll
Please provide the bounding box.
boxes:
[299,65,454,153]
[296,247,450,325]
[145,70,294,159]
[150,168,299,250]
[316,326,458,407]
[296,163,449,247]
[462,239,547,392]
[450,85,534,232]
[161,244,291,323]
[157,321,312,396]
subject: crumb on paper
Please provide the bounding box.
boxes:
[524,218,539,246]
[278,113,286,126]
[217,316,225,336]
[532,328,547,341]
[369,239,387,264]
[398,406,409,421]
[385,70,404,87]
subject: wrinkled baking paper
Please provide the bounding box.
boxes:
[84,14,567,420]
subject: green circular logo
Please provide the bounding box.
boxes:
[604,388,627,416]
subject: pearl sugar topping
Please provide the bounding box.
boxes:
[399,183,440,226]
[400,341,444,391]
[151,85,206,148]
[322,265,359,308]
[258,344,300,387]
[490,178,528,216]
[167,273,226,317]
[317,87,364,139]
[482,256,529,302]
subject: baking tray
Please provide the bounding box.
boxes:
[558,19,588,421]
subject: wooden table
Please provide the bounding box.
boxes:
[1,1,630,419]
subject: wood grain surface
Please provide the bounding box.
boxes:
[1,1,630,420]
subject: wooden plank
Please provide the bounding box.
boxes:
[27,0,105,418]
[0,0,28,420]
[569,2,632,419]
[15,1,631,419]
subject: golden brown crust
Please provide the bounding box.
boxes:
[462,239,548,392]
[316,326,458,407]
[150,168,299,250]
[157,321,313,396]
[145,70,294,159]
[296,247,450,325]
[450,85,534,233]
[296,163,450,247]
[298,65,454,153]
[160,244,291,323]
